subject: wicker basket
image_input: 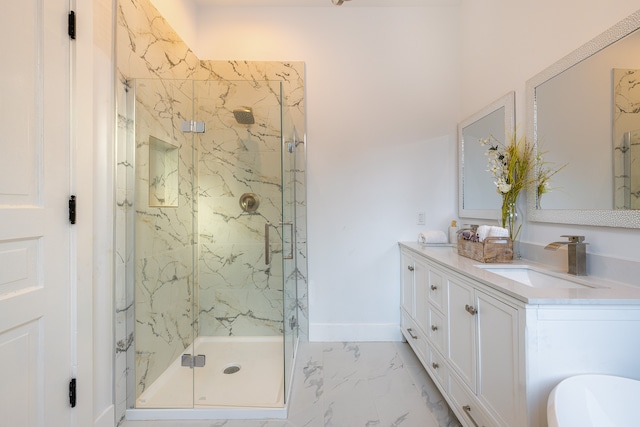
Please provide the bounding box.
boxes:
[457,236,513,263]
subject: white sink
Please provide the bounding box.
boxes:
[475,265,599,289]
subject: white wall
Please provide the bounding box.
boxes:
[459,0,640,263]
[185,5,462,340]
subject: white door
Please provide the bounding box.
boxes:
[0,1,73,426]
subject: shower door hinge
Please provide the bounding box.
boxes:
[69,378,77,408]
[69,195,76,224]
[68,11,76,40]
[181,120,206,133]
[181,354,206,368]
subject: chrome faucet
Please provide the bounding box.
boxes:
[544,235,587,276]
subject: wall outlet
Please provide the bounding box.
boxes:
[417,212,426,225]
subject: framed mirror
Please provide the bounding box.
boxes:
[458,92,515,220]
[527,10,640,228]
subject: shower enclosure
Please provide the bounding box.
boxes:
[122,76,305,417]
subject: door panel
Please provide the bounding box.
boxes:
[0,0,72,425]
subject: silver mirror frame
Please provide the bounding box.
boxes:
[458,91,515,220]
[526,10,640,229]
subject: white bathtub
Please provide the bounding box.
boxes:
[547,374,640,427]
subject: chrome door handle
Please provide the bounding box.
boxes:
[431,325,438,331]
[408,265,414,271]
[280,221,294,260]
[431,362,439,369]
[465,304,478,316]
[430,285,437,291]
[264,222,271,265]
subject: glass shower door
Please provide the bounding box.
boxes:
[133,77,197,409]
[194,79,289,408]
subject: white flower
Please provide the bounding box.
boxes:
[496,181,511,194]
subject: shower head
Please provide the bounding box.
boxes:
[233,107,255,125]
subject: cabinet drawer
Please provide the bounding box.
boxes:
[427,267,447,313]
[428,305,447,355]
[427,347,447,390]
[401,310,427,362]
[449,371,497,427]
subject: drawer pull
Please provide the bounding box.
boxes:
[431,325,438,331]
[408,265,414,271]
[430,285,437,291]
[407,328,418,339]
[462,405,483,427]
[465,304,478,316]
[431,362,439,369]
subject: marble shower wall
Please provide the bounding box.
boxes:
[115,0,202,422]
[197,61,308,343]
[134,78,196,397]
[195,79,285,337]
[115,0,307,422]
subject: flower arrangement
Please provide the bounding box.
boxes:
[480,132,536,240]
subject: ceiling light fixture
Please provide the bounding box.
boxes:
[332,0,351,5]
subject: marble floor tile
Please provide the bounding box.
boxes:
[121,341,461,427]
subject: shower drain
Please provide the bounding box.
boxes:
[223,363,241,374]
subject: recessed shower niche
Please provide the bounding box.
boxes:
[148,136,179,207]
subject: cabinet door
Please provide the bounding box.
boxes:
[477,291,520,426]
[401,251,415,315]
[448,277,477,392]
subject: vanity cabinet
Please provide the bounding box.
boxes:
[401,247,522,427]
[400,242,640,427]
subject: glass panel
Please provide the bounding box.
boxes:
[194,79,286,408]
[281,83,298,403]
[130,77,297,411]
[133,78,196,408]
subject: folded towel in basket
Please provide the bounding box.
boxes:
[418,230,448,244]
[477,225,509,242]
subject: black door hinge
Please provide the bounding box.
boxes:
[69,378,77,408]
[69,195,76,224]
[68,11,76,40]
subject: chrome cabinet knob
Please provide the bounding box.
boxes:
[431,325,438,331]
[408,265,414,271]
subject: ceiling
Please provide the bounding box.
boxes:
[191,0,459,6]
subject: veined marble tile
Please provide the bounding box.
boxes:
[115,0,307,420]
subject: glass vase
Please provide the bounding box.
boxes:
[503,200,521,259]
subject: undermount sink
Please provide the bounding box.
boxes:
[475,265,600,289]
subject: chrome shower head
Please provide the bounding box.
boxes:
[233,107,255,125]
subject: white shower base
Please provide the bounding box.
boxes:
[127,336,287,420]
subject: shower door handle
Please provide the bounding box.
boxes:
[265,222,271,265]
[280,221,294,260]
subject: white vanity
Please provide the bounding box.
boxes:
[399,242,640,427]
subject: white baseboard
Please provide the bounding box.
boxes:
[94,404,115,427]
[309,323,402,342]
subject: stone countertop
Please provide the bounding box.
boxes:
[399,241,640,305]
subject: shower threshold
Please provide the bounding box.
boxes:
[126,336,287,420]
